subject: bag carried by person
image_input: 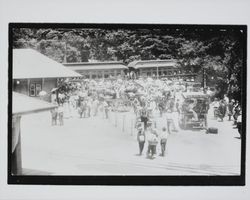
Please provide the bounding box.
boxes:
[148,133,158,145]
[206,127,218,134]
[139,135,145,142]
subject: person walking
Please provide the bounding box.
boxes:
[92,98,99,116]
[79,99,87,118]
[224,94,229,105]
[159,127,169,157]
[86,98,92,117]
[233,102,241,126]
[137,124,146,155]
[147,126,158,159]
[211,98,220,119]
[57,104,64,126]
[50,107,58,126]
[140,106,149,130]
[218,100,227,122]
[236,108,242,137]
[158,100,165,117]
[227,99,234,121]
[187,98,198,121]
[103,100,109,119]
[169,98,175,113]
[165,109,178,134]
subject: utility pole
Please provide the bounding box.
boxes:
[63,42,67,63]
[203,68,207,94]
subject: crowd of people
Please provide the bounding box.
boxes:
[211,95,242,136]
[46,77,242,158]
[137,122,170,159]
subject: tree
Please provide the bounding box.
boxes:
[12,27,244,101]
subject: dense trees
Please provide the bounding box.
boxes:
[12,27,245,101]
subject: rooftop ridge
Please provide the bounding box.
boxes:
[63,61,124,66]
[128,59,176,67]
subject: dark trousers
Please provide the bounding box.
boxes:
[138,142,145,155]
[105,108,109,119]
[51,114,57,126]
[237,122,242,136]
[167,119,172,133]
[147,144,156,156]
[141,116,148,129]
[161,140,167,156]
[58,113,64,125]
[233,114,239,125]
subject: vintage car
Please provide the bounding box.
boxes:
[179,92,210,129]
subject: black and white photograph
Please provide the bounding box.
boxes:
[9,24,246,185]
[1,0,250,199]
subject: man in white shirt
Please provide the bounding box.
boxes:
[165,109,178,133]
[147,128,158,159]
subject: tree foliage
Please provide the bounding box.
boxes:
[12,27,245,101]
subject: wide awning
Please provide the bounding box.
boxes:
[13,49,82,79]
[12,92,57,116]
[63,61,128,70]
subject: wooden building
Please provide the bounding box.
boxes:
[13,49,81,101]
[63,61,128,79]
[128,59,198,81]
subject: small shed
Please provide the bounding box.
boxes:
[13,49,81,101]
[11,92,57,175]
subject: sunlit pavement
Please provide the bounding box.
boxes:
[20,107,241,175]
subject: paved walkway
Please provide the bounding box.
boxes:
[20,107,241,175]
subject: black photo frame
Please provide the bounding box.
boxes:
[8,23,247,186]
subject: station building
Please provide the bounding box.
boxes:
[63,61,128,79]
[13,49,81,101]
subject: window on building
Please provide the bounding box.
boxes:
[35,84,42,96]
[29,83,36,96]
[29,83,42,97]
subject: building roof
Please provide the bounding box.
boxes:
[12,92,57,116]
[63,61,128,71]
[13,49,82,79]
[128,59,177,69]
